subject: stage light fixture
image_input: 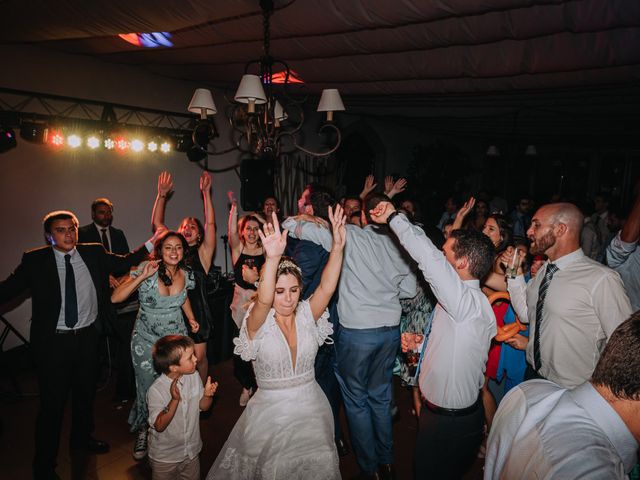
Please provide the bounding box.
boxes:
[131,139,145,152]
[20,123,48,143]
[160,141,171,153]
[104,137,115,150]
[147,140,158,152]
[0,127,17,153]
[115,137,129,152]
[87,135,101,149]
[67,134,82,148]
[49,130,65,147]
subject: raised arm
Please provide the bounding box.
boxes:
[359,174,377,200]
[198,172,216,272]
[452,196,475,231]
[228,200,243,263]
[309,205,346,320]
[384,177,407,199]
[110,261,159,303]
[620,189,640,244]
[151,171,173,232]
[246,212,287,338]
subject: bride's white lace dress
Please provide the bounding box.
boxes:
[206,300,341,480]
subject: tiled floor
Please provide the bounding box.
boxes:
[0,349,483,479]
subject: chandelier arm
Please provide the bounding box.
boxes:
[281,123,341,158]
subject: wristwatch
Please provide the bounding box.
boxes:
[386,210,400,225]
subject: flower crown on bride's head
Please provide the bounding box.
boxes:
[277,258,302,276]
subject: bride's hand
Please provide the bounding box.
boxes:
[258,211,288,259]
[328,204,347,252]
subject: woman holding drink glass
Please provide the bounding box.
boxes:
[228,198,264,406]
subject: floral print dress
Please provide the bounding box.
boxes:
[128,262,194,431]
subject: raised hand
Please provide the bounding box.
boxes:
[170,376,181,401]
[457,197,475,220]
[328,204,347,251]
[384,175,394,195]
[242,265,259,283]
[359,174,377,199]
[227,191,238,207]
[141,260,160,280]
[204,376,218,397]
[200,172,212,193]
[369,200,396,224]
[158,171,173,197]
[389,178,408,198]
[258,211,288,259]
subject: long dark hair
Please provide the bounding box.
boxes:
[487,213,513,253]
[179,216,205,247]
[154,231,190,286]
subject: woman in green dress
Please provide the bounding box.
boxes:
[111,230,198,460]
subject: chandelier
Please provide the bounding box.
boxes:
[186,0,345,163]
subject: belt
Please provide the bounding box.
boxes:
[423,393,482,417]
[55,324,93,335]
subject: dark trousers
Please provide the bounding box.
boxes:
[335,325,399,474]
[315,341,343,441]
[415,401,484,479]
[33,325,99,478]
[112,310,137,399]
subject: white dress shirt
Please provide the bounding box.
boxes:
[147,372,204,463]
[485,380,638,480]
[53,247,98,330]
[282,218,417,329]
[93,222,112,251]
[606,231,640,311]
[507,249,632,388]
[389,214,497,409]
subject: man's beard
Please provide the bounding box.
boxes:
[529,230,556,255]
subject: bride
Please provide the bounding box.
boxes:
[207,206,346,479]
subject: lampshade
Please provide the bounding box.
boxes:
[525,144,537,156]
[274,101,288,122]
[234,75,267,105]
[188,89,217,119]
[486,145,501,157]
[317,89,345,113]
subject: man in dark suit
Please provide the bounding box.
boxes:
[0,210,158,479]
[78,197,129,256]
[78,197,135,400]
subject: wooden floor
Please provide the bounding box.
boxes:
[0,346,484,479]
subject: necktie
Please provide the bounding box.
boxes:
[100,228,111,252]
[64,254,78,328]
[533,263,559,371]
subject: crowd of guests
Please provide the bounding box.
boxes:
[1,170,639,480]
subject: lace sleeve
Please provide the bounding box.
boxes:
[232,302,271,361]
[301,300,334,346]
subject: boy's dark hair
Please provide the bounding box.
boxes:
[591,312,640,401]
[309,186,336,221]
[364,192,392,224]
[449,229,496,280]
[43,210,78,234]
[152,335,195,374]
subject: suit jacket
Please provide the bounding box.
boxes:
[0,243,148,353]
[78,223,130,255]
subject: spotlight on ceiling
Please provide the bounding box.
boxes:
[67,134,82,148]
[87,135,101,149]
[20,122,48,143]
[0,127,17,153]
[159,141,171,154]
[131,139,145,152]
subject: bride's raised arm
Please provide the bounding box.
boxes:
[309,204,346,321]
[246,212,288,338]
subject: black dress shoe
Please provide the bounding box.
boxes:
[336,438,350,457]
[378,464,395,480]
[83,437,110,454]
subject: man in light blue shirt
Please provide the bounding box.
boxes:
[283,192,417,479]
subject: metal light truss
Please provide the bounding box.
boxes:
[0,87,194,135]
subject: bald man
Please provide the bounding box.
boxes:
[506,203,632,388]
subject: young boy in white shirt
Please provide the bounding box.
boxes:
[147,335,218,480]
